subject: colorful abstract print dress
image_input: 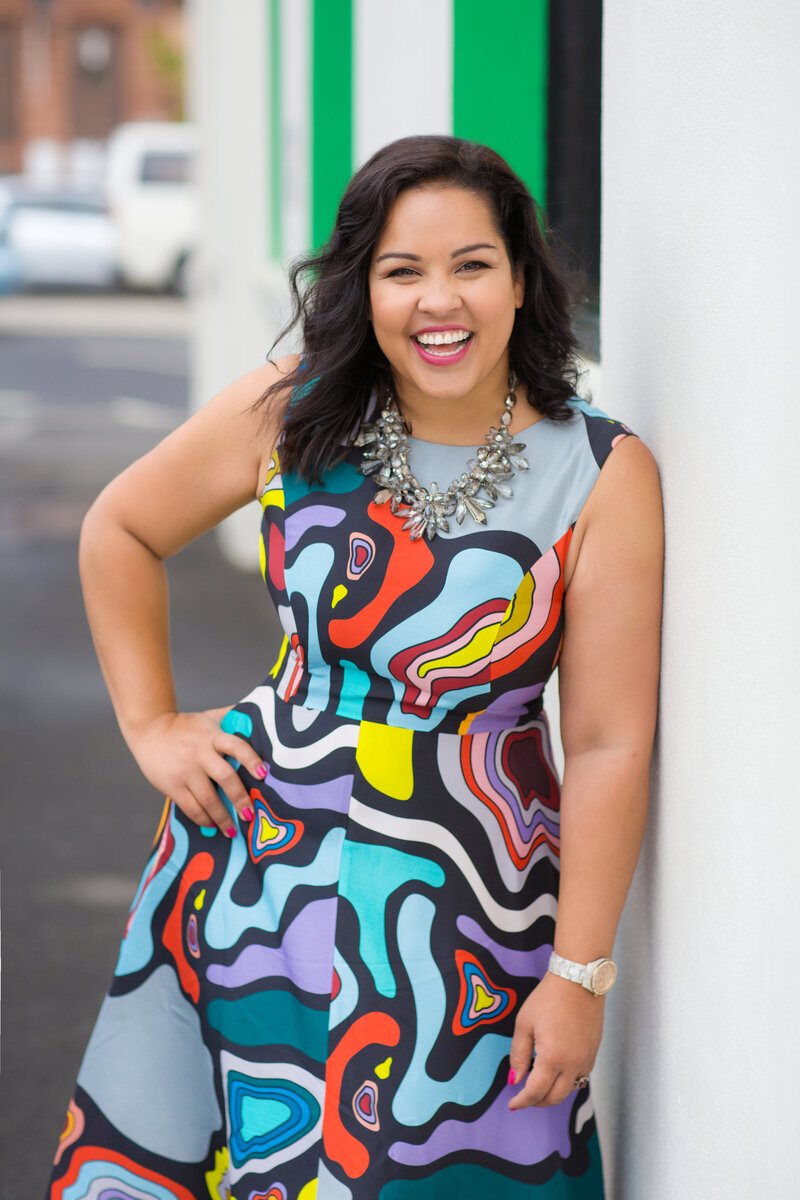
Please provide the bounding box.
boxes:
[48,398,635,1200]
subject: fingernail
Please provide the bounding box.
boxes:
[508,1068,517,1087]
[254,764,267,780]
[261,760,270,775]
[242,807,253,821]
[225,826,237,838]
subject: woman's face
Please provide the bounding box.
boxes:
[367,185,524,415]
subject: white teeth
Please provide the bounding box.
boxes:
[415,330,471,347]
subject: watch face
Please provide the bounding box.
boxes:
[591,961,617,995]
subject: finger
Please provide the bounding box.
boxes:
[508,1023,535,1086]
[508,1056,559,1110]
[173,786,214,829]
[187,773,238,838]
[204,755,254,820]
[538,1071,577,1108]
[217,733,270,783]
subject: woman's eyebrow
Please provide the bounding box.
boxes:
[374,242,497,264]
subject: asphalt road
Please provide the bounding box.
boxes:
[0,295,283,1195]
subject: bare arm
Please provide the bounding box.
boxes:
[509,434,664,1108]
[79,357,295,833]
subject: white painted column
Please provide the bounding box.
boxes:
[188,0,278,569]
[596,3,800,1197]
[353,0,453,166]
[280,0,312,263]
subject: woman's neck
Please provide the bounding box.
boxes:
[389,377,541,445]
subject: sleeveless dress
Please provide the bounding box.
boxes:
[48,396,635,1200]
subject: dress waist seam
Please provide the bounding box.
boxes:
[257,673,546,735]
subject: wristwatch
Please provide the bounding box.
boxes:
[547,951,618,996]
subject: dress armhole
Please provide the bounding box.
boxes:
[563,418,641,575]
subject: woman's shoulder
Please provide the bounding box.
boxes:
[562,395,640,471]
[245,353,302,401]
[539,396,658,536]
[208,354,301,421]
[565,398,660,532]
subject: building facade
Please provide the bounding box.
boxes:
[0,0,184,176]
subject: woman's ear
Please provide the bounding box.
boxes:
[514,267,525,309]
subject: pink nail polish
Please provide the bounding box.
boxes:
[261,760,270,775]
[225,826,237,838]
[508,1068,517,1087]
[254,764,267,780]
[242,807,254,821]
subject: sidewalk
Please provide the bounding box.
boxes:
[0,292,190,338]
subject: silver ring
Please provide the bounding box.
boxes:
[573,1075,590,1089]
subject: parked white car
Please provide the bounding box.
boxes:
[105,122,198,293]
[0,178,117,289]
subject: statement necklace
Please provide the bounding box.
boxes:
[355,374,529,541]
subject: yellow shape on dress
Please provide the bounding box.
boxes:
[356,722,414,800]
[375,1055,392,1079]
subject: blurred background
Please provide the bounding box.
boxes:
[1,2,798,1199]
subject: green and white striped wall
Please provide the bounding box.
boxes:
[266,0,549,261]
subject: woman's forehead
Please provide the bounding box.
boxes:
[374,186,502,255]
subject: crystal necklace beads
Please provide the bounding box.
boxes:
[355,374,530,541]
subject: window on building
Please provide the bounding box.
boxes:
[72,26,122,140]
[0,24,19,143]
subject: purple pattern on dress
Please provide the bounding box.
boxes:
[206,897,337,993]
[284,504,345,553]
[267,772,352,814]
[456,914,551,980]
[466,683,545,733]
[389,1082,573,1167]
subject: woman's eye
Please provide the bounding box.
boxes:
[384,261,489,278]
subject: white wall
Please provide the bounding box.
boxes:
[353,0,452,166]
[597,3,800,1196]
[188,0,286,568]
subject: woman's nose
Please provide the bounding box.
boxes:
[417,275,463,316]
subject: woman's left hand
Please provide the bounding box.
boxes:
[507,971,605,1109]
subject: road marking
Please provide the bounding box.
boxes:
[0,293,190,337]
[110,396,184,430]
[46,874,141,907]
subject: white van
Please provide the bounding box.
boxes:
[106,122,198,293]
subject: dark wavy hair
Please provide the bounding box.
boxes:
[256,134,584,481]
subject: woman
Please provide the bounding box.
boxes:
[48,136,663,1198]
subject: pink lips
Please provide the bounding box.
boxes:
[411,330,473,367]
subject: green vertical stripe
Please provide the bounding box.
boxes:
[311,0,353,249]
[268,0,282,260]
[453,0,549,205]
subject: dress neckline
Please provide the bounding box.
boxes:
[405,414,549,448]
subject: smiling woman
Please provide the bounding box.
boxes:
[267,135,582,483]
[47,135,663,1200]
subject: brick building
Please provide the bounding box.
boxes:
[0,0,184,175]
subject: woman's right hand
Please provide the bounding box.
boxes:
[126,708,269,836]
